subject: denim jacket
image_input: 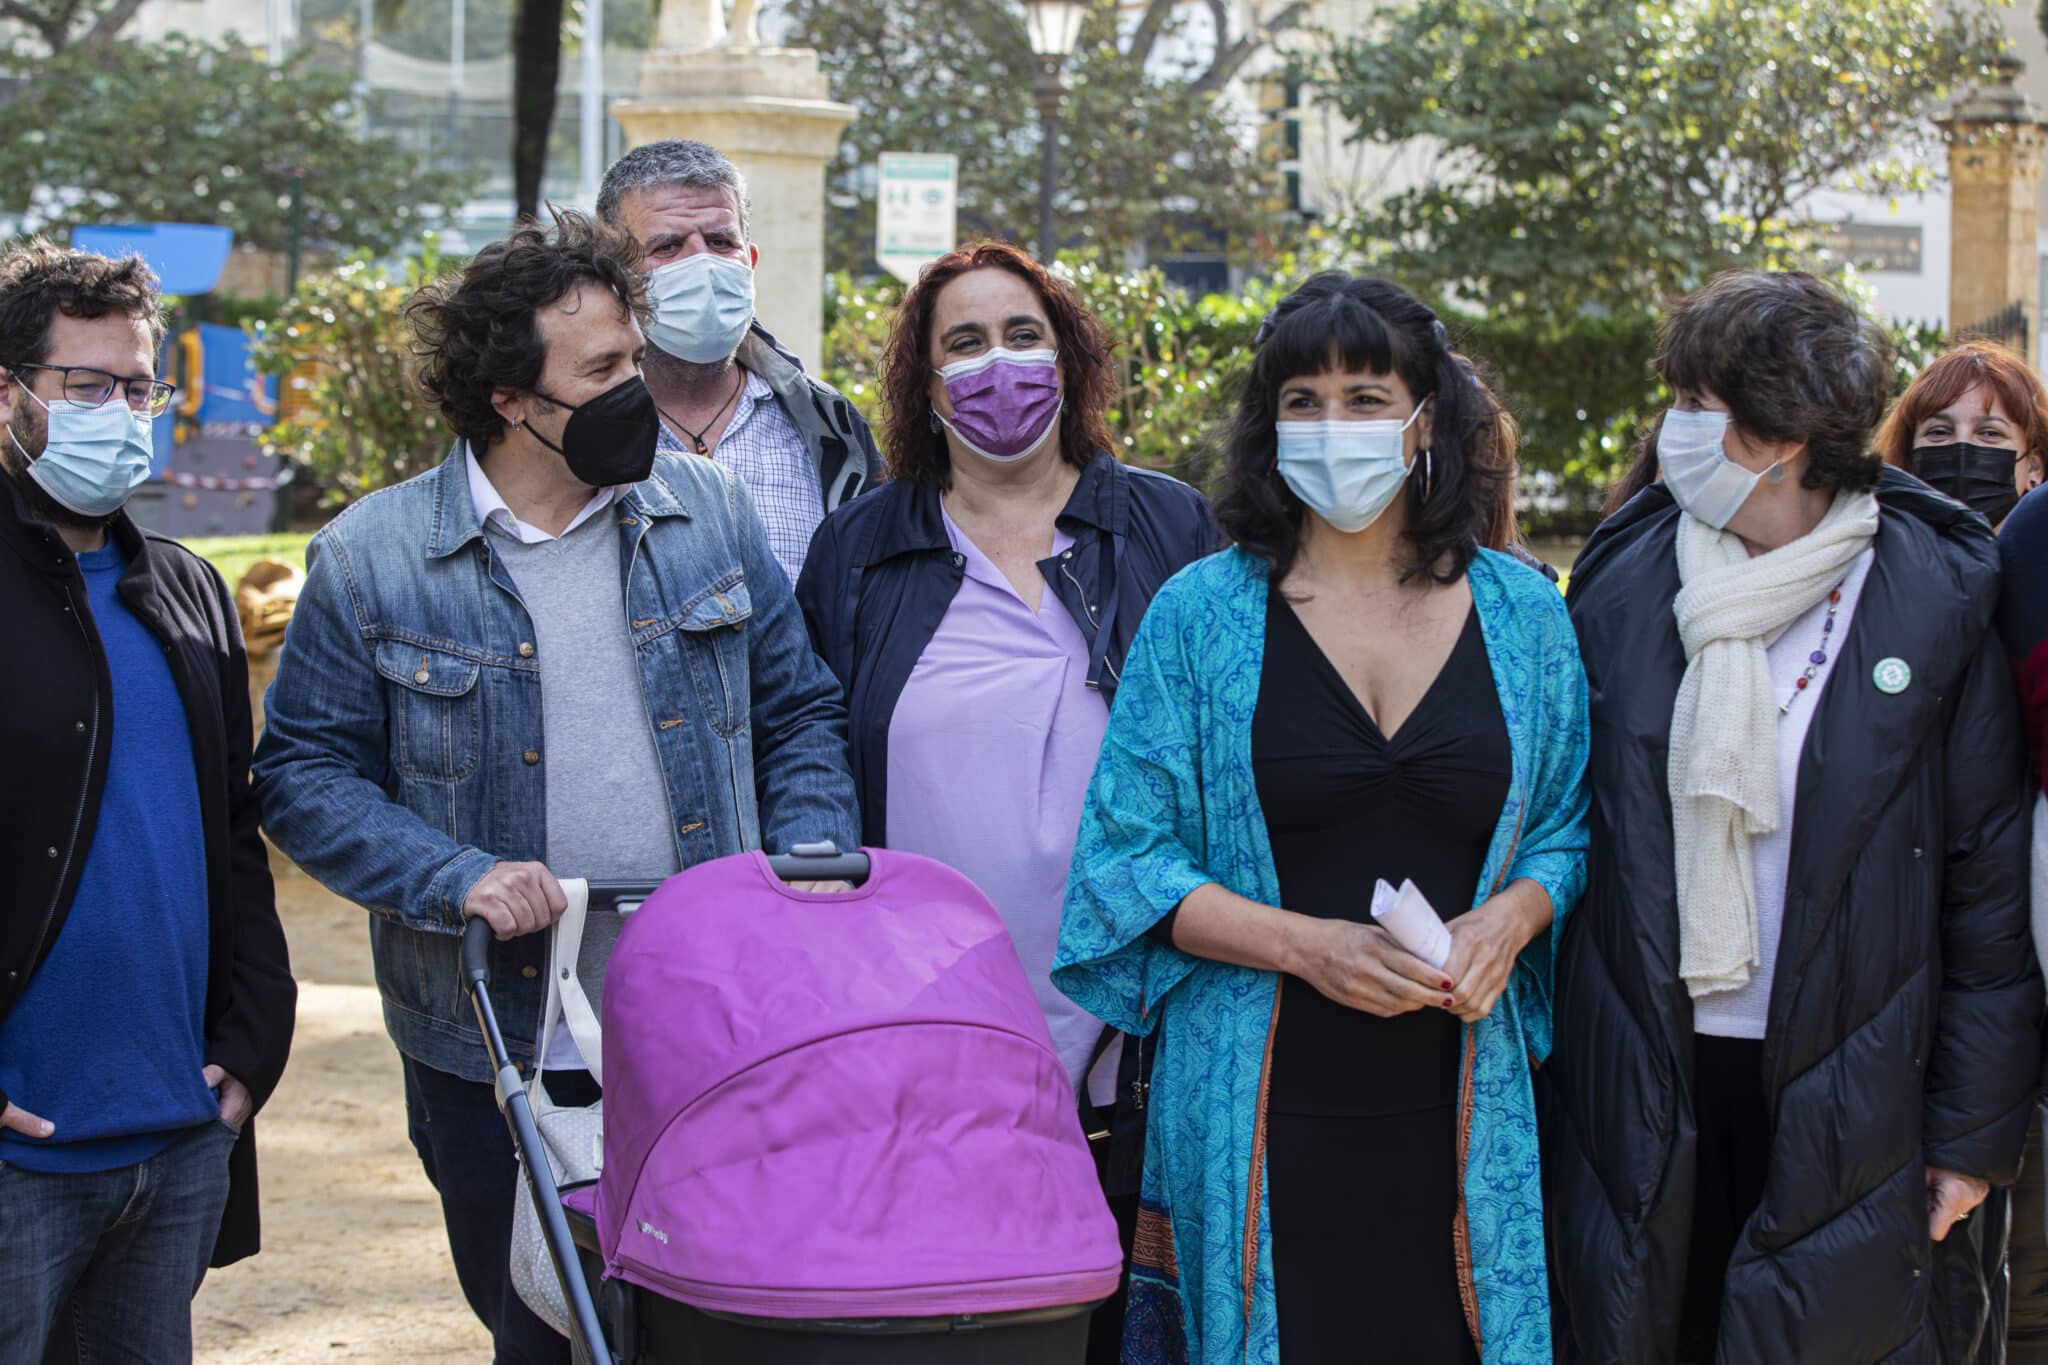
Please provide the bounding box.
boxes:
[253,447,859,1081]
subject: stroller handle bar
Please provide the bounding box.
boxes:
[459,845,872,989]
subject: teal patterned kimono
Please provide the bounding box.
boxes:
[1053,546,1589,1365]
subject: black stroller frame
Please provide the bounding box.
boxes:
[461,845,874,1365]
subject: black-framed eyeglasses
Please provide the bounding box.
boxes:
[6,363,178,419]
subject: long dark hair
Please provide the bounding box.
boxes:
[879,241,1116,487]
[1213,273,1507,584]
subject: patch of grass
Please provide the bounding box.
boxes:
[183,532,312,588]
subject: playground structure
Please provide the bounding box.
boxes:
[71,223,296,538]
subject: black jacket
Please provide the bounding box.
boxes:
[794,451,1217,845]
[1547,469,2043,1363]
[1,475,297,1267]
[794,451,1215,1196]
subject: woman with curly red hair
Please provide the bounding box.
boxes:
[795,241,1215,1365]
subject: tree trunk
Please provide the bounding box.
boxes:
[511,0,564,222]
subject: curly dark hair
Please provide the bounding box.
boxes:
[0,237,165,371]
[407,208,648,447]
[1655,270,1890,494]
[879,241,1116,487]
[1213,273,1507,585]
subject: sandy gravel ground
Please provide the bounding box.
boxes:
[191,849,492,1362]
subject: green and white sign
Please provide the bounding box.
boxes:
[876,152,959,285]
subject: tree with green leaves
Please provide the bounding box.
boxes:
[1318,0,2002,327]
[0,0,145,54]
[0,33,476,255]
[781,0,1309,272]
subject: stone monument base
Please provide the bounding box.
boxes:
[613,47,855,369]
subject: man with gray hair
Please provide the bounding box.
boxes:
[599,139,882,580]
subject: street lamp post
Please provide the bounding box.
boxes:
[1021,1,1087,266]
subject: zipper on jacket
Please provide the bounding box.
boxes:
[1060,556,1121,688]
[29,582,101,977]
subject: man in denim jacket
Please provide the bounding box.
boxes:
[253,212,858,1363]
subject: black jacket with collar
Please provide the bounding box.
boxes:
[1547,469,2043,1363]
[794,451,1217,847]
[0,474,297,1267]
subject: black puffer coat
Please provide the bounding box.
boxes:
[1548,469,2044,1364]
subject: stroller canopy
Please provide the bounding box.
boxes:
[592,849,1122,1320]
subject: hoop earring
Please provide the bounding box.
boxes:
[1419,448,1434,501]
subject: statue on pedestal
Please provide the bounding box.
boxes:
[655,0,761,53]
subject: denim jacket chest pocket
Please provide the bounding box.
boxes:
[372,639,483,781]
[645,575,752,740]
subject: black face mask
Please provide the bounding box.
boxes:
[525,374,659,487]
[1913,441,2023,526]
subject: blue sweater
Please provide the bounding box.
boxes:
[0,540,216,1172]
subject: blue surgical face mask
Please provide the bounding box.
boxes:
[647,253,756,364]
[1657,406,1783,530]
[10,385,154,519]
[1274,404,1427,534]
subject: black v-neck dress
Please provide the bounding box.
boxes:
[1253,588,1508,1363]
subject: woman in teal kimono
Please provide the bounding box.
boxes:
[1054,274,1588,1364]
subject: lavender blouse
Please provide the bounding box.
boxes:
[885,506,1119,1104]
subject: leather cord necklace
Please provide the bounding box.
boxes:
[655,367,746,454]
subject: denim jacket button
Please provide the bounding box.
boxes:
[523,749,540,766]
[518,642,535,658]
[413,668,430,684]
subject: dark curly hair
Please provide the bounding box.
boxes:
[407,208,648,447]
[879,242,1115,487]
[1655,270,1889,494]
[0,237,165,371]
[1213,273,1507,585]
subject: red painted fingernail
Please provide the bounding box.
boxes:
[1444,996,1456,1007]
[1441,980,1454,990]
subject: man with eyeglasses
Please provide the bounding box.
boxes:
[0,239,297,1360]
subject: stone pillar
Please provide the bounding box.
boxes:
[612,12,854,370]
[1939,56,2048,353]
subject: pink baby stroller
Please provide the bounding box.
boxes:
[465,845,1121,1364]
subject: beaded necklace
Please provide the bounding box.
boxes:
[1780,579,1846,716]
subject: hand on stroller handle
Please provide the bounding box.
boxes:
[459,845,874,986]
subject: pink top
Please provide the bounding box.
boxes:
[885,507,1119,1103]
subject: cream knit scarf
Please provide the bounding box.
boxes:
[1670,490,1879,998]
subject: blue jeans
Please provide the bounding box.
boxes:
[404,1057,600,1365]
[0,1118,237,1364]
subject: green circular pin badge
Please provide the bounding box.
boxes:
[1873,657,1912,695]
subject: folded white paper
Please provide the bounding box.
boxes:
[1370,877,1452,970]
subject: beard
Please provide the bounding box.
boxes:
[644,343,737,393]
[1,406,110,536]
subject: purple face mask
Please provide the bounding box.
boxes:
[935,346,1062,462]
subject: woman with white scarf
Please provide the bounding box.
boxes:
[1546,270,2042,1365]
